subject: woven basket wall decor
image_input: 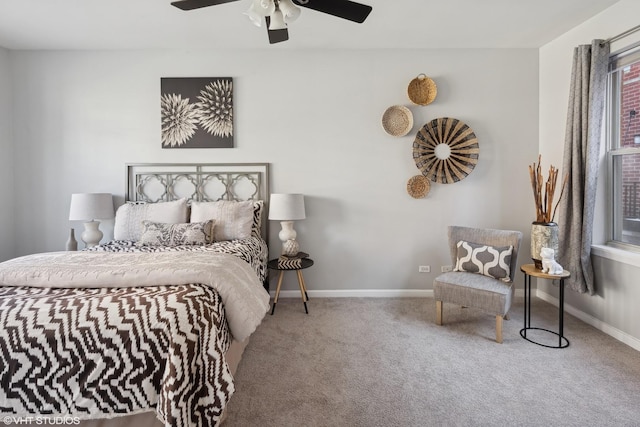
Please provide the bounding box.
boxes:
[407,74,437,106]
[381,105,414,137]
[407,175,430,198]
[412,117,479,184]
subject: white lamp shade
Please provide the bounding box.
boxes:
[250,0,275,17]
[245,4,264,27]
[269,193,306,221]
[69,193,115,221]
[268,9,287,30]
[279,0,301,22]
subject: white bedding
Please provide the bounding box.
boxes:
[0,251,269,341]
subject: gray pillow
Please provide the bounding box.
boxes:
[453,240,514,282]
[137,220,214,246]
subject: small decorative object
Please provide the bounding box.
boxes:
[528,155,568,269]
[65,228,78,251]
[406,175,430,199]
[540,247,564,275]
[269,193,306,256]
[381,105,413,137]
[161,77,233,149]
[69,193,115,248]
[407,74,437,106]
[413,117,479,184]
[277,251,309,269]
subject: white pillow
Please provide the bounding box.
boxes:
[114,198,188,241]
[191,200,254,241]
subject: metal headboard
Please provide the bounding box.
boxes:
[126,163,270,239]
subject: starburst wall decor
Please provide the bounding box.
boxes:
[161,77,234,148]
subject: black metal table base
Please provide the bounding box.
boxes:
[520,328,569,348]
[522,270,570,349]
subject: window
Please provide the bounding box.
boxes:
[608,43,640,249]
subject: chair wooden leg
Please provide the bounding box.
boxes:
[496,315,503,343]
[436,300,443,325]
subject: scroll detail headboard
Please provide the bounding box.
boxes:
[126,163,270,239]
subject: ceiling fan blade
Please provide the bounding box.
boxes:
[171,0,240,11]
[293,0,372,23]
[265,17,289,44]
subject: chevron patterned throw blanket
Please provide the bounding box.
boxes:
[0,251,270,426]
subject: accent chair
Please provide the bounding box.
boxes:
[434,226,523,343]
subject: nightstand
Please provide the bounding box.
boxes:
[267,257,314,315]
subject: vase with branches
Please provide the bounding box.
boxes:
[528,155,568,223]
[528,155,568,268]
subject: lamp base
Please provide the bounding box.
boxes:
[282,239,300,257]
[81,220,103,248]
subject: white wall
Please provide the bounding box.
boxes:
[9,48,539,291]
[0,47,15,262]
[539,0,640,348]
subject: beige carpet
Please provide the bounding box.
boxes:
[222,297,640,427]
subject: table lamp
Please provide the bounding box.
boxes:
[69,193,115,248]
[268,193,306,256]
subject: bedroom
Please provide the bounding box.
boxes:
[1,0,640,425]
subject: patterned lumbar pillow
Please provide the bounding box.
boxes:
[453,240,514,282]
[138,220,214,246]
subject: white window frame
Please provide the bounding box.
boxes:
[606,41,640,253]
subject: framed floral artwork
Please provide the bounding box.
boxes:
[161,77,234,148]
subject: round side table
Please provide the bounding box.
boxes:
[267,258,314,315]
[520,264,571,349]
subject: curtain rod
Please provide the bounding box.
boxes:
[605,24,640,44]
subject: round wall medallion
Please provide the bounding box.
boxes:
[407,175,430,199]
[381,105,414,137]
[412,117,479,184]
[407,74,437,106]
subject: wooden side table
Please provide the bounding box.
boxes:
[520,264,571,348]
[268,258,314,315]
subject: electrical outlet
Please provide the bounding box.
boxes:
[418,265,430,273]
[441,265,453,272]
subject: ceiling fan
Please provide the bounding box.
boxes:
[170,0,373,44]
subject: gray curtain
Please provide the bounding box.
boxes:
[557,40,609,294]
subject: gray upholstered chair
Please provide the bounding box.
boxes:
[434,226,523,343]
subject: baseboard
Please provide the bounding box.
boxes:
[271,288,526,299]
[536,289,640,352]
[271,289,434,298]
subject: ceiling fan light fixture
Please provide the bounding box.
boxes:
[244,3,264,27]
[268,8,287,30]
[249,0,275,17]
[278,0,301,23]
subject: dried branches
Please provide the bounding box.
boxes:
[528,155,568,223]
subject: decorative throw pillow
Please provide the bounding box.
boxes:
[453,240,514,282]
[190,200,254,241]
[251,200,264,238]
[137,220,214,246]
[114,198,188,241]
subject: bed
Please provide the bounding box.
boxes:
[0,163,271,427]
